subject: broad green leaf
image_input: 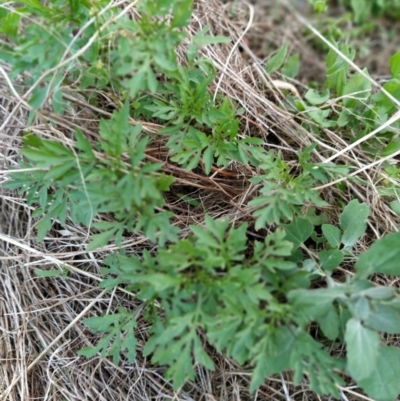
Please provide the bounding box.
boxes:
[345,318,380,381]
[339,200,369,247]
[319,249,344,271]
[305,88,330,105]
[355,232,400,277]
[361,286,395,300]
[358,346,400,401]
[342,69,372,108]
[350,0,368,23]
[381,140,400,157]
[264,43,288,74]
[321,224,342,248]
[389,200,400,216]
[317,306,339,339]
[288,287,346,323]
[311,0,327,12]
[283,218,313,249]
[390,51,400,77]
[364,303,400,334]
[282,53,300,79]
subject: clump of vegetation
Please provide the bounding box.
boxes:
[2,0,400,400]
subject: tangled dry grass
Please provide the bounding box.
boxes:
[1,1,400,400]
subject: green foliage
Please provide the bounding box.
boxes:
[307,0,400,21]
[5,104,179,246]
[78,308,137,365]
[3,1,400,401]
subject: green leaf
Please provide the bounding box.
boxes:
[317,307,339,340]
[202,145,214,175]
[364,303,400,334]
[390,51,400,77]
[34,269,63,277]
[194,335,215,370]
[250,326,296,392]
[319,249,344,272]
[282,53,300,79]
[342,69,372,108]
[288,287,346,323]
[357,346,400,401]
[283,218,313,249]
[355,232,400,277]
[321,224,342,248]
[193,34,231,46]
[128,71,146,98]
[350,0,368,23]
[345,318,380,381]
[339,200,369,247]
[381,140,400,157]
[36,214,52,241]
[264,43,288,74]
[87,229,116,251]
[389,200,400,216]
[29,86,48,110]
[305,88,330,105]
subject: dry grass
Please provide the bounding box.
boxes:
[1,0,400,400]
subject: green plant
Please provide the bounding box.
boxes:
[3,1,400,401]
[307,0,400,21]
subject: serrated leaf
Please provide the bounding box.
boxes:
[345,318,380,381]
[86,229,116,251]
[357,346,400,401]
[339,200,369,247]
[250,326,296,392]
[75,128,95,158]
[355,232,400,277]
[77,346,101,359]
[29,86,48,110]
[34,269,63,277]
[265,43,288,74]
[321,224,342,248]
[36,214,52,241]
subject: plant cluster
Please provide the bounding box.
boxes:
[2,1,400,400]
